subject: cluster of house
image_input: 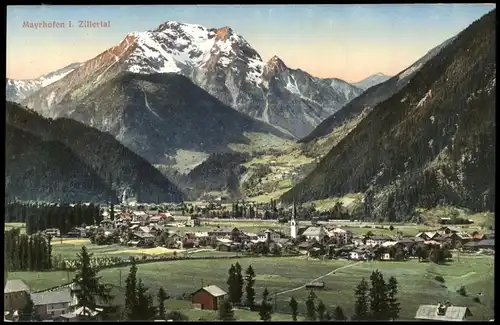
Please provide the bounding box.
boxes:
[45,209,202,247]
[4,280,103,322]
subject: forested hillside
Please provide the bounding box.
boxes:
[6,102,184,203]
[282,10,496,221]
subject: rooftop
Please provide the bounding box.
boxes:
[31,288,73,306]
[415,304,472,321]
[201,285,227,297]
[4,280,29,293]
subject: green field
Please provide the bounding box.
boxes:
[4,222,26,233]
[9,254,494,321]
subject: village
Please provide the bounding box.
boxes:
[4,200,495,322]
[42,202,495,261]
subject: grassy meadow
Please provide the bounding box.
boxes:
[9,254,494,321]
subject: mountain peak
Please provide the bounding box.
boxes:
[268,55,286,67]
[215,26,233,41]
[262,55,287,80]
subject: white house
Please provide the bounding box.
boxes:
[366,236,392,247]
[349,250,366,261]
[194,232,209,239]
[328,228,353,245]
[352,235,365,247]
[257,229,281,242]
[302,227,327,242]
[243,232,259,242]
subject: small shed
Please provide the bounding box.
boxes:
[191,285,227,310]
[305,281,325,290]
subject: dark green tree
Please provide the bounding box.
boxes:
[226,264,236,303]
[19,295,40,321]
[369,270,389,320]
[289,297,298,321]
[333,305,347,321]
[316,299,326,321]
[259,288,273,321]
[157,287,169,320]
[136,279,157,320]
[124,260,138,320]
[70,246,113,317]
[124,260,156,320]
[305,290,317,320]
[244,265,256,309]
[234,262,244,304]
[386,276,400,320]
[352,278,369,320]
[218,298,235,321]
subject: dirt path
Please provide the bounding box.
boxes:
[460,271,477,278]
[275,261,364,296]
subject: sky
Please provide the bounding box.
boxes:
[6,4,496,82]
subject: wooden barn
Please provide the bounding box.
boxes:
[191,285,227,310]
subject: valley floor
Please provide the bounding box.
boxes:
[9,254,494,321]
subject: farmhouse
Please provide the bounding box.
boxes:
[415,303,472,321]
[302,226,327,242]
[397,237,423,250]
[416,232,440,241]
[256,229,281,242]
[328,228,353,245]
[185,216,201,227]
[366,235,391,247]
[30,288,77,320]
[349,249,367,261]
[436,226,459,236]
[208,228,242,241]
[442,232,471,248]
[4,280,30,312]
[194,232,209,239]
[241,232,259,242]
[43,228,60,237]
[66,227,87,238]
[297,241,322,255]
[476,239,495,250]
[352,235,365,247]
[191,285,227,310]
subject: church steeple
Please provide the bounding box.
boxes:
[290,199,298,239]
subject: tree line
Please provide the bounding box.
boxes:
[5,201,102,235]
[4,228,52,271]
[222,263,400,321]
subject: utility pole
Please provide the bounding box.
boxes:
[119,269,122,287]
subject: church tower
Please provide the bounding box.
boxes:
[290,200,298,239]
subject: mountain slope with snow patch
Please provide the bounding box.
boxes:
[6,63,81,103]
[23,21,363,138]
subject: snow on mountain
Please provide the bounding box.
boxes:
[23,21,363,138]
[6,62,81,103]
[353,73,392,90]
